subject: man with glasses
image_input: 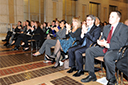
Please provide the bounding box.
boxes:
[81,11,128,85]
[67,15,101,77]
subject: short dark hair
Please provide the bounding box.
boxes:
[18,21,22,24]
[35,21,40,27]
[60,20,67,24]
[52,20,56,23]
[86,14,96,21]
[111,10,121,18]
[26,20,31,26]
[96,17,101,22]
[44,22,48,27]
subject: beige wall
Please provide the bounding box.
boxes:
[0,0,24,23]
[0,0,128,33]
[44,0,63,23]
[0,0,9,23]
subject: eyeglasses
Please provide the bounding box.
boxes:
[86,19,92,21]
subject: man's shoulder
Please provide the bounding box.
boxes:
[120,22,128,29]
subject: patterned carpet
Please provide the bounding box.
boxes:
[0,40,127,85]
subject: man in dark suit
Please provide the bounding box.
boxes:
[67,15,101,77]
[81,11,128,85]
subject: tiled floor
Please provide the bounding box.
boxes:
[0,34,127,85]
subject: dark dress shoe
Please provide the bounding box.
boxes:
[107,77,117,85]
[52,63,60,68]
[11,43,15,46]
[73,70,84,77]
[4,42,9,46]
[2,39,7,42]
[51,58,55,64]
[6,44,11,48]
[12,47,19,51]
[81,75,97,82]
[67,67,77,73]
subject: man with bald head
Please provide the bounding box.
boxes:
[81,11,128,85]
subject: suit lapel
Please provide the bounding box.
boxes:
[111,22,121,38]
[89,25,96,34]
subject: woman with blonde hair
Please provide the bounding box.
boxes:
[46,17,81,68]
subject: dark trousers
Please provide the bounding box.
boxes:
[85,46,119,80]
[68,45,88,70]
[15,34,31,47]
[5,31,13,43]
[116,56,128,78]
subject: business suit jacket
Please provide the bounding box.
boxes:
[68,25,101,70]
[85,22,128,80]
[80,25,101,47]
[101,22,128,51]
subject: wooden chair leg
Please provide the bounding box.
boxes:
[121,72,123,85]
[116,70,119,85]
[35,41,37,52]
[31,40,33,51]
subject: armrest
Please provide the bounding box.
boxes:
[72,40,79,45]
[89,42,97,47]
[117,45,128,60]
[118,45,128,53]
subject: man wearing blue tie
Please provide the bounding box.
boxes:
[67,15,101,77]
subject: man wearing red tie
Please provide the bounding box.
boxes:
[81,11,128,85]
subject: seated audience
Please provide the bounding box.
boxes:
[12,20,33,50]
[80,11,128,85]
[46,17,82,68]
[67,15,101,77]
[32,20,67,62]
[2,21,22,46]
[41,22,47,33]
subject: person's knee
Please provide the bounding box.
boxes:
[75,50,82,59]
[104,56,111,63]
[86,48,91,54]
[68,48,72,53]
[45,44,49,48]
[75,50,80,55]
